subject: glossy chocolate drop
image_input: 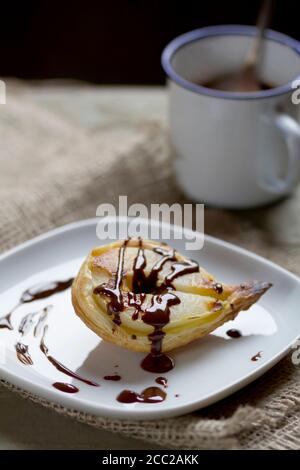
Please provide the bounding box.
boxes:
[116,390,138,403]
[103,375,121,381]
[52,382,79,393]
[141,386,166,402]
[155,376,168,387]
[214,283,223,294]
[117,386,166,404]
[251,351,262,362]
[226,329,242,339]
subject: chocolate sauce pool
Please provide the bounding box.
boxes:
[2,240,211,406]
[141,353,174,374]
[52,382,79,393]
[34,306,51,337]
[226,329,242,339]
[117,386,166,404]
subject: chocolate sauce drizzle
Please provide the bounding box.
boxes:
[34,306,52,337]
[0,312,14,330]
[132,245,177,293]
[131,238,148,292]
[5,277,99,392]
[40,325,99,386]
[18,305,53,338]
[141,291,180,373]
[164,258,199,287]
[94,241,129,326]
[128,292,146,321]
[117,386,166,404]
[0,278,73,331]
[52,382,79,393]
[18,312,39,336]
[15,342,33,365]
[20,278,74,303]
[93,239,200,375]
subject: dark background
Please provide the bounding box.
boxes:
[0,0,299,84]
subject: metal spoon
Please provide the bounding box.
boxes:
[208,0,273,92]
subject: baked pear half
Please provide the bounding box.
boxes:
[72,238,272,353]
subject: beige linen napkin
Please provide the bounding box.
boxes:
[0,83,300,449]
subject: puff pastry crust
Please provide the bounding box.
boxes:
[72,238,271,353]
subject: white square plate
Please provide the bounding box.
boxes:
[0,218,299,420]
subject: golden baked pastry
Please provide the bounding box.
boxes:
[72,238,271,358]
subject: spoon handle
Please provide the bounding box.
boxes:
[246,0,273,67]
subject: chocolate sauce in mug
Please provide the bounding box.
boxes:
[201,76,274,92]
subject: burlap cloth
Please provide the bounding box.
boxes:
[0,82,300,450]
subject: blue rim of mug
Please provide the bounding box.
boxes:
[161,25,300,100]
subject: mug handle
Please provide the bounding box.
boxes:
[260,113,300,194]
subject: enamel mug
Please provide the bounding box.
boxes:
[162,25,300,209]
